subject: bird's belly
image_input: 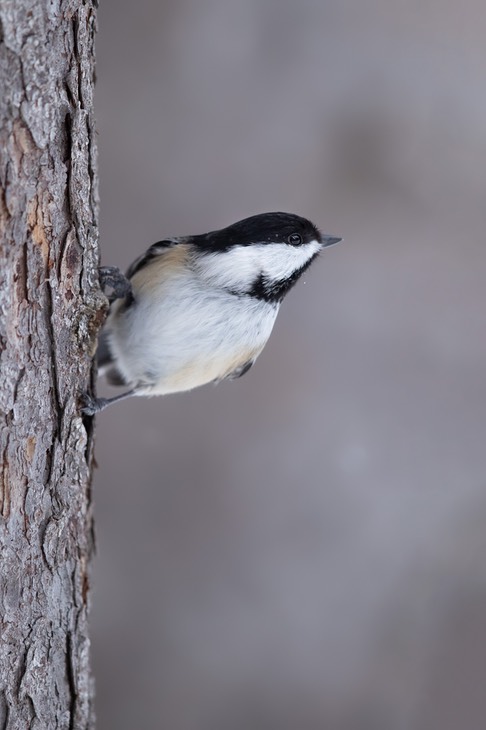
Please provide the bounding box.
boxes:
[108,286,278,394]
[146,345,259,395]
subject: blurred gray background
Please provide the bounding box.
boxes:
[92,2,486,728]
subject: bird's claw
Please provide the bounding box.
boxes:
[99,266,133,302]
[80,392,107,416]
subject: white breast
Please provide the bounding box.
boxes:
[106,250,279,395]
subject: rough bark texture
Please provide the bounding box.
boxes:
[0,1,105,727]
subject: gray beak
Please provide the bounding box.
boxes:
[322,235,342,248]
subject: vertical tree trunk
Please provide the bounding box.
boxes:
[0,1,104,727]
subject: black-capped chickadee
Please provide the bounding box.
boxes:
[82,212,341,414]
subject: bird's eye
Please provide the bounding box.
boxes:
[288,233,303,246]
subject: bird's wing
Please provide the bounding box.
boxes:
[225,359,255,380]
[125,238,183,279]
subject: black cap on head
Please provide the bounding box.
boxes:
[196,212,324,251]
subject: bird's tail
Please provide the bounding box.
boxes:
[96,329,113,370]
[96,330,127,386]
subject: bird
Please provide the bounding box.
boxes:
[81,212,341,414]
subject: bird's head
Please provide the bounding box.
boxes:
[192,212,341,302]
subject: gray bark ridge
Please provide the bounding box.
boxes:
[0,2,105,728]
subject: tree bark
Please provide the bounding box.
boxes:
[0,1,104,727]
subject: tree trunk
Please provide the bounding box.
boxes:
[0,1,104,727]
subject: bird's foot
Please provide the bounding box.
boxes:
[80,388,137,415]
[99,266,133,302]
[80,392,111,415]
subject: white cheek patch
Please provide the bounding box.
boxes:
[256,240,322,281]
[196,240,322,291]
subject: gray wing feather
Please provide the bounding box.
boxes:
[226,360,255,380]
